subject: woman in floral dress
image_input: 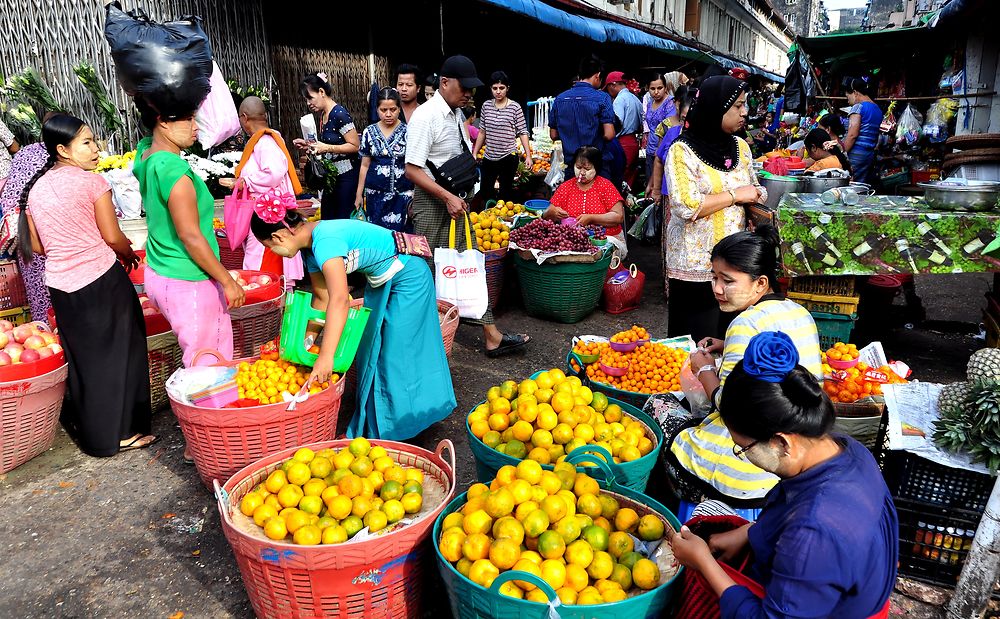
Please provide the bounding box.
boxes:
[0,143,51,323]
[355,88,413,232]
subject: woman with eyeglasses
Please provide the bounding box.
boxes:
[671,331,896,619]
[355,88,413,231]
[667,225,821,522]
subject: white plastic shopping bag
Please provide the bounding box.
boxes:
[434,215,488,320]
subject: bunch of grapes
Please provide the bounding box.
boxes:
[585,225,607,240]
[509,219,597,253]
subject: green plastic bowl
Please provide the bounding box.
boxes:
[466,370,664,492]
[434,456,683,619]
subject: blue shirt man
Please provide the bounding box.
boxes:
[549,57,615,168]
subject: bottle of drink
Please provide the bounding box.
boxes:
[806,247,844,269]
[852,232,889,258]
[821,188,843,205]
[809,225,843,258]
[896,239,919,272]
[962,231,997,257]
[916,245,954,267]
[790,242,814,275]
[917,221,953,256]
[841,187,860,205]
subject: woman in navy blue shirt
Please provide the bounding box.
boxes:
[293,74,361,220]
[671,331,897,619]
[843,78,882,185]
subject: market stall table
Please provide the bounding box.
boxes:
[774,194,1000,276]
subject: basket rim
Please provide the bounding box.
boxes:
[218,438,457,552]
[0,361,68,387]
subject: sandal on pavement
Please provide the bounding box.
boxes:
[485,333,531,358]
[119,434,160,452]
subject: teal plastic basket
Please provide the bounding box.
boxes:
[434,456,683,619]
[811,311,857,350]
[466,384,664,492]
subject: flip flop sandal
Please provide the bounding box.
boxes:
[119,435,160,452]
[485,333,531,358]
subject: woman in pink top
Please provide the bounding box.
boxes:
[19,114,154,456]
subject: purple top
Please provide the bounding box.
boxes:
[645,95,675,155]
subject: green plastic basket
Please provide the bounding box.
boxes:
[434,456,683,619]
[278,290,371,372]
[811,311,857,350]
[514,252,612,323]
[466,386,664,492]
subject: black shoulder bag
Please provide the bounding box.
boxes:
[426,116,479,199]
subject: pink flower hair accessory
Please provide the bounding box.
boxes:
[254,190,297,226]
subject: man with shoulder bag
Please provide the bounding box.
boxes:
[405,55,531,358]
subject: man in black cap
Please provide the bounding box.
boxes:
[406,55,531,358]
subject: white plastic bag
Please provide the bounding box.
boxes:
[896,104,923,146]
[679,364,712,417]
[102,165,143,219]
[195,62,241,149]
[434,216,488,320]
[545,145,564,189]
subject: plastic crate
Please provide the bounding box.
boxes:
[0,305,33,327]
[788,276,856,296]
[0,261,27,310]
[895,496,981,587]
[883,450,994,512]
[788,291,860,316]
[811,311,857,349]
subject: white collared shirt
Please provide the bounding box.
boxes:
[404,91,472,180]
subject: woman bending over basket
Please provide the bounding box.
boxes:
[249,203,456,441]
[20,114,155,456]
[670,331,896,619]
[669,226,821,522]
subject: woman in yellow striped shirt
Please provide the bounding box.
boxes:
[668,225,822,521]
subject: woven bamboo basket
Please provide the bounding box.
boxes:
[217,438,456,619]
[484,248,507,311]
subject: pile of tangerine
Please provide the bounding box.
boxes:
[586,343,688,394]
[610,326,649,344]
[235,358,335,405]
[825,342,859,362]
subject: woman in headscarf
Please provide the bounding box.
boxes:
[0,143,52,324]
[664,75,766,341]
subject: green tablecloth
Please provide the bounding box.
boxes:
[776,194,1000,276]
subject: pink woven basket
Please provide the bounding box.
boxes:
[437,299,459,357]
[483,248,507,311]
[216,438,456,619]
[169,351,343,488]
[230,277,284,360]
[0,363,69,473]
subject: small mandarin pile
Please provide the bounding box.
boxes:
[572,340,603,359]
[467,369,655,465]
[531,152,552,175]
[235,358,335,405]
[820,360,908,403]
[610,326,649,344]
[438,463,670,604]
[239,438,426,545]
[825,341,859,362]
[600,350,630,370]
[583,343,688,395]
[212,217,225,230]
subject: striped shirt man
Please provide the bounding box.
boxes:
[671,298,822,501]
[479,99,528,161]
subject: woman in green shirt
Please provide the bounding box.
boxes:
[132,98,245,370]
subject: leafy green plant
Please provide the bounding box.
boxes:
[226,80,271,108]
[2,101,42,142]
[934,381,1000,472]
[73,62,124,138]
[5,68,67,114]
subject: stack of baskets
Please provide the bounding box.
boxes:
[230,270,284,359]
[0,359,69,473]
[218,438,456,619]
[217,235,246,270]
[0,260,31,326]
[514,250,612,323]
[788,276,859,348]
[484,249,507,313]
[170,350,346,488]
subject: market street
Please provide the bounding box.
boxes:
[0,242,986,618]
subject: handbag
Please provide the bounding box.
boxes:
[426,118,479,199]
[392,232,433,259]
[433,215,488,319]
[222,184,255,251]
[602,257,645,314]
[0,210,18,256]
[304,155,328,191]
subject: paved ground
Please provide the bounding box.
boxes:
[0,242,990,618]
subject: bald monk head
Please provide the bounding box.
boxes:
[238,96,269,134]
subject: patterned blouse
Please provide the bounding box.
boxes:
[664,137,765,282]
[320,104,359,175]
[359,123,412,198]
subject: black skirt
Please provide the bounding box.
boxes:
[666,279,737,342]
[49,262,151,457]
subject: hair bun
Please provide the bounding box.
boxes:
[779,367,825,407]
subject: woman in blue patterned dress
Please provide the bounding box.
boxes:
[293,74,361,220]
[355,88,413,232]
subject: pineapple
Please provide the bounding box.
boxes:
[967,348,1000,384]
[937,381,972,415]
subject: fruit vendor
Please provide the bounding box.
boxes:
[663,75,767,342]
[19,114,155,456]
[671,332,896,619]
[669,226,821,522]
[249,202,456,441]
[543,146,626,257]
[219,95,304,284]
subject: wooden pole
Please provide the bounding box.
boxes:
[945,476,1000,619]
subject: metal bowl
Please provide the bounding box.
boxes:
[803,175,851,193]
[758,173,804,211]
[918,181,1000,212]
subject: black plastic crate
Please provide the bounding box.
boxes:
[883,450,994,512]
[895,496,983,587]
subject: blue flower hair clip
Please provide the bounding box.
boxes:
[742,332,799,383]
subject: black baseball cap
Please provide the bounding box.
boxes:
[440,55,483,89]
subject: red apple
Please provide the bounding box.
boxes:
[0,320,13,332]
[0,351,12,366]
[12,325,33,344]
[258,274,273,286]
[24,335,46,350]
[4,344,23,362]
[0,331,9,349]
[20,349,40,363]
[37,347,53,359]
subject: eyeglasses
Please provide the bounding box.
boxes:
[732,440,759,460]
